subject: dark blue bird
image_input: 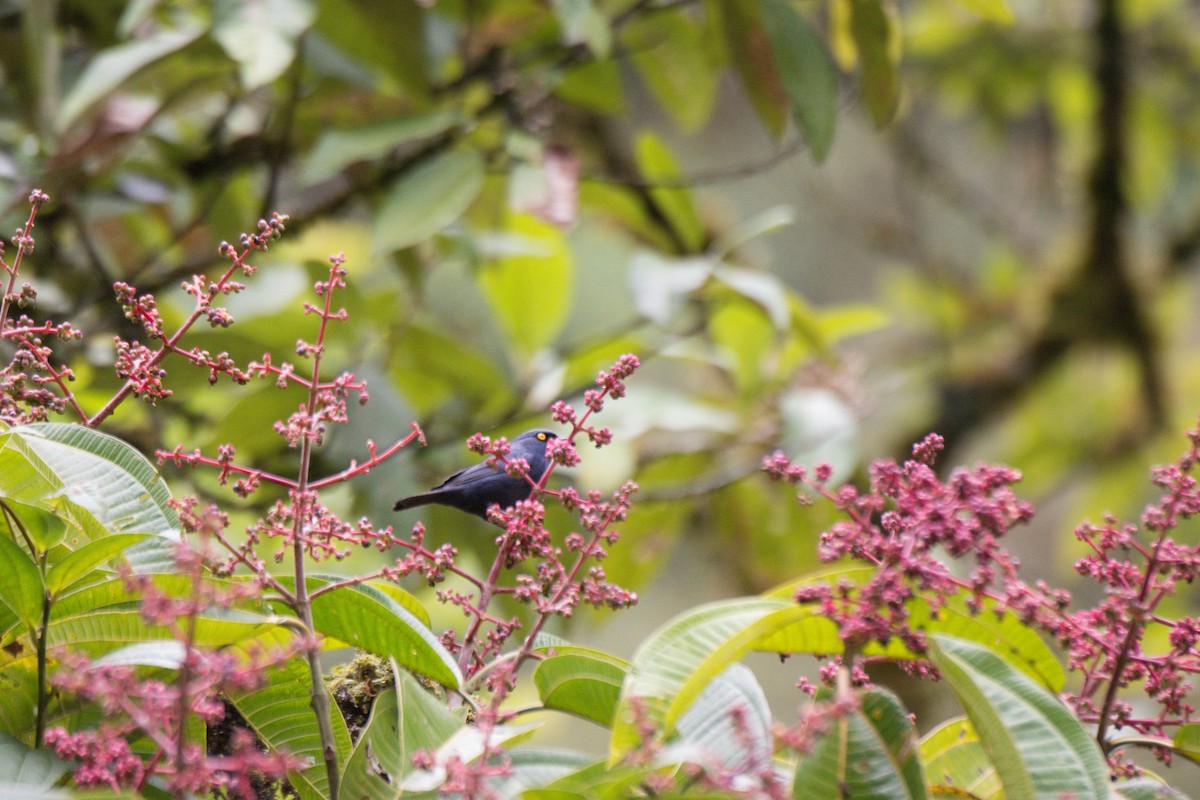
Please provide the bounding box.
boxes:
[393,429,558,519]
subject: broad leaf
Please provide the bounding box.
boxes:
[849,0,900,126]
[213,0,316,89]
[792,686,925,800]
[717,0,789,138]
[479,214,573,357]
[304,110,464,184]
[287,578,460,688]
[611,597,832,761]
[490,748,597,799]
[920,717,1001,800]
[373,149,484,253]
[766,565,1064,690]
[758,0,837,161]
[231,657,353,800]
[668,663,773,772]
[634,133,705,252]
[45,533,149,596]
[1111,778,1189,800]
[0,729,68,789]
[1,423,179,540]
[626,11,719,132]
[0,533,43,631]
[58,22,205,131]
[534,648,629,726]
[340,666,463,800]
[928,635,1110,800]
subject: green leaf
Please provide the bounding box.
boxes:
[1,423,179,539]
[610,597,831,761]
[40,609,271,657]
[714,266,792,329]
[213,0,315,88]
[340,666,464,800]
[671,663,773,771]
[0,533,44,631]
[713,205,796,258]
[57,22,205,132]
[1111,778,1190,800]
[92,640,186,669]
[919,717,1001,800]
[0,729,68,789]
[303,110,464,184]
[849,0,900,126]
[1175,723,1200,760]
[634,133,705,252]
[758,0,837,161]
[766,567,1064,691]
[555,59,625,115]
[479,214,574,357]
[534,648,629,726]
[537,759,659,800]
[792,687,925,800]
[45,533,148,596]
[231,657,353,800]
[927,635,1110,800]
[491,749,598,799]
[625,11,719,132]
[0,501,66,552]
[373,149,484,254]
[294,578,461,688]
[716,0,789,138]
[0,669,37,739]
[552,0,612,56]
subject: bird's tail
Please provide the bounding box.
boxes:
[393,493,437,511]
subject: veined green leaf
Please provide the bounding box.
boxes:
[280,578,460,688]
[535,649,629,726]
[0,729,68,789]
[0,501,65,552]
[340,665,463,800]
[610,597,828,761]
[45,533,149,596]
[0,533,43,631]
[231,657,352,800]
[792,686,926,800]
[928,635,1109,800]
[1,424,179,539]
[670,663,773,772]
[920,717,1001,800]
[766,566,1064,690]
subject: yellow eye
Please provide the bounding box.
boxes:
[537,433,547,440]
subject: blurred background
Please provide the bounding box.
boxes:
[2,0,1199,750]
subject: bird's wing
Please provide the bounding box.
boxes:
[429,461,503,490]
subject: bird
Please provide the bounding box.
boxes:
[393,429,558,519]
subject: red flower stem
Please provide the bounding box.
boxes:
[86,244,259,428]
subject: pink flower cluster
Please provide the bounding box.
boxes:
[768,419,1200,765]
[764,434,1032,653]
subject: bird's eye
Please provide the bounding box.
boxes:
[537,433,547,440]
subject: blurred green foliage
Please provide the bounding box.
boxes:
[3,0,1199,612]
